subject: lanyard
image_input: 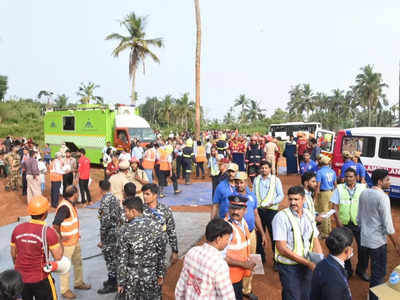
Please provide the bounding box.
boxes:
[326,257,352,298]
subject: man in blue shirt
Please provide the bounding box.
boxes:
[340,151,357,183]
[316,155,337,238]
[352,151,366,183]
[234,171,266,300]
[299,152,318,175]
[210,163,239,219]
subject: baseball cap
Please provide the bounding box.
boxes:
[320,155,331,165]
[227,163,239,172]
[228,195,248,209]
[234,171,248,181]
[370,265,400,299]
[342,151,352,159]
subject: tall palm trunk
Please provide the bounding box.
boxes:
[131,67,137,106]
[194,0,201,140]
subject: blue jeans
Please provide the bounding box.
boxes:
[277,263,312,300]
[144,169,153,183]
[367,244,387,300]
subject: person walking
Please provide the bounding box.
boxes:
[49,152,64,208]
[38,158,47,193]
[340,151,357,183]
[117,196,166,299]
[182,139,195,185]
[142,183,179,265]
[109,160,130,202]
[63,149,77,194]
[315,155,336,238]
[245,136,264,183]
[264,137,279,175]
[273,186,323,300]
[234,171,266,300]
[195,141,206,179]
[208,146,220,198]
[21,148,29,196]
[253,161,284,266]
[358,168,400,300]
[158,146,180,197]
[22,150,41,203]
[352,151,366,183]
[4,145,21,192]
[301,171,320,221]
[102,148,112,179]
[77,148,91,205]
[205,138,212,161]
[330,167,369,280]
[97,180,124,294]
[299,151,318,175]
[10,196,62,300]
[310,227,353,300]
[175,218,236,300]
[225,195,256,300]
[142,143,156,183]
[43,143,52,166]
[53,185,91,299]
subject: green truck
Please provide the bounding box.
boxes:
[44,104,156,164]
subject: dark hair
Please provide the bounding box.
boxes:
[205,218,233,242]
[326,227,353,255]
[287,185,305,197]
[29,150,35,157]
[301,171,316,185]
[99,180,111,191]
[260,161,272,168]
[79,148,86,155]
[63,185,78,199]
[372,169,389,186]
[197,141,201,146]
[344,168,357,177]
[65,149,71,153]
[0,269,23,300]
[31,213,46,220]
[303,151,311,156]
[124,182,137,197]
[123,196,143,213]
[142,183,159,195]
[310,138,317,145]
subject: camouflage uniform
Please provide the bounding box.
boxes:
[98,192,124,280]
[5,152,20,191]
[117,216,166,300]
[143,203,179,254]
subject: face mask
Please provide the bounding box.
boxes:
[347,248,354,260]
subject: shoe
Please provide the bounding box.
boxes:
[74,283,91,290]
[356,270,370,282]
[62,290,77,299]
[97,284,117,294]
[174,190,182,194]
[243,293,258,300]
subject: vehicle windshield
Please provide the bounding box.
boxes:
[270,124,318,140]
[128,128,156,142]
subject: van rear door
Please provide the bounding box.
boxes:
[315,129,335,154]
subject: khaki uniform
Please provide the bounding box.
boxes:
[109,172,130,202]
[127,169,148,199]
[265,142,278,175]
[5,152,20,190]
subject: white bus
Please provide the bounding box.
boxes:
[332,127,400,198]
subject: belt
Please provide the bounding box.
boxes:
[320,189,333,192]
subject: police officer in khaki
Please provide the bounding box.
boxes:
[331,167,369,281]
[109,160,130,202]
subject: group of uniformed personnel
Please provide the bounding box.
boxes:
[4,145,21,191]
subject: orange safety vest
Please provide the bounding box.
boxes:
[226,218,251,283]
[56,200,79,246]
[49,160,62,182]
[142,148,156,169]
[159,149,170,171]
[196,146,206,163]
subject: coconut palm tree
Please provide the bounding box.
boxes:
[159,95,175,127]
[0,75,8,101]
[176,93,195,130]
[54,94,69,108]
[37,90,54,105]
[244,99,266,121]
[353,65,388,126]
[194,0,201,140]
[77,82,103,104]
[106,13,163,106]
[234,94,250,123]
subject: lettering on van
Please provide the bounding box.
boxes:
[365,165,400,178]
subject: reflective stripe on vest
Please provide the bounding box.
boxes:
[196,146,206,163]
[159,150,170,171]
[338,183,366,225]
[275,208,315,265]
[142,149,156,169]
[56,200,79,246]
[49,161,62,182]
[254,175,279,210]
[305,192,316,217]
[226,219,251,283]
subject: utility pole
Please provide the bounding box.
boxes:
[398,61,400,126]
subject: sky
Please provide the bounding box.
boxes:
[1,0,400,120]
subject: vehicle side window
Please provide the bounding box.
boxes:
[342,136,375,157]
[379,137,400,160]
[316,131,334,152]
[63,116,75,131]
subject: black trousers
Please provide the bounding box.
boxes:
[50,181,61,208]
[62,172,74,194]
[344,222,368,276]
[232,280,243,300]
[79,179,91,203]
[211,175,219,199]
[22,171,27,195]
[257,208,278,262]
[277,263,312,300]
[176,156,183,179]
[196,162,205,177]
[0,165,6,177]
[367,244,387,300]
[22,276,57,300]
[154,164,160,182]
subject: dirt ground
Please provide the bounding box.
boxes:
[1,163,400,300]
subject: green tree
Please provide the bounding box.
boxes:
[234,94,250,123]
[244,99,266,121]
[37,90,54,105]
[159,95,175,127]
[353,65,388,126]
[77,82,103,104]
[106,13,163,105]
[269,108,289,124]
[54,94,69,108]
[176,93,195,130]
[0,76,8,101]
[223,107,236,124]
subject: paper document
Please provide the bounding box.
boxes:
[319,209,336,219]
[250,254,264,275]
[308,252,324,264]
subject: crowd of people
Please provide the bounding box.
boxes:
[0,131,399,300]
